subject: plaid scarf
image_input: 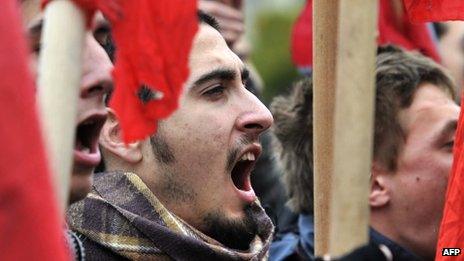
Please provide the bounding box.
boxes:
[67,171,274,260]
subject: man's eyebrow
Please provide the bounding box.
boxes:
[193,68,237,86]
[193,67,250,87]
[435,120,458,142]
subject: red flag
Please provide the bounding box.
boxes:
[378,0,440,62]
[291,0,312,69]
[0,1,69,260]
[403,0,464,22]
[109,0,198,143]
[291,0,440,68]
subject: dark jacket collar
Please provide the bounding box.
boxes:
[369,228,422,261]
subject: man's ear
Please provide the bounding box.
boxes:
[369,162,391,208]
[99,109,142,164]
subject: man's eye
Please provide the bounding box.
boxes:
[242,78,248,87]
[203,85,225,98]
[444,140,455,150]
[94,27,111,46]
[93,24,115,60]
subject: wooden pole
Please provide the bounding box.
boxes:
[37,0,86,213]
[312,0,338,256]
[328,0,378,256]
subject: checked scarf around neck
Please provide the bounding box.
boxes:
[67,171,274,260]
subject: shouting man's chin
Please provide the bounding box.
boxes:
[203,201,266,251]
[69,170,94,204]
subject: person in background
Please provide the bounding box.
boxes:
[269,46,460,261]
[433,21,464,101]
[20,1,113,259]
[269,77,315,261]
[21,1,113,205]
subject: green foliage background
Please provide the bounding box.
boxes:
[250,8,302,104]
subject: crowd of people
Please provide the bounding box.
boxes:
[10,0,464,260]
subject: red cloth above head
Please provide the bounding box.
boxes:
[403,0,464,22]
[378,0,440,62]
[109,0,198,143]
[290,0,440,68]
[291,0,312,68]
[0,1,69,260]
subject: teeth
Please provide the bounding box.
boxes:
[240,152,255,161]
[80,147,90,154]
[249,153,255,161]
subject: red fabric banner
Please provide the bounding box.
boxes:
[0,1,69,260]
[403,0,464,22]
[291,0,312,68]
[378,0,440,62]
[108,0,198,143]
[291,0,440,68]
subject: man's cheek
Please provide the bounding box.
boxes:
[28,56,38,82]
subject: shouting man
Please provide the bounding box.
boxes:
[21,1,113,260]
[68,13,274,260]
[21,0,113,204]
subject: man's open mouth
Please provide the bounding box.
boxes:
[231,152,255,191]
[230,146,261,203]
[74,113,107,168]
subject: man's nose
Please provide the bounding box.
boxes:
[235,93,274,136]
[80,33,113,99]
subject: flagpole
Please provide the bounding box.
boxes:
[328,0,378,256]
[37,0,86,213]
[312,0,338,256]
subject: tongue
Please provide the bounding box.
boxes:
[75,139,91,154]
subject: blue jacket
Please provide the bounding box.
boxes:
[270,214,421,261]
[270,214,314,260]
